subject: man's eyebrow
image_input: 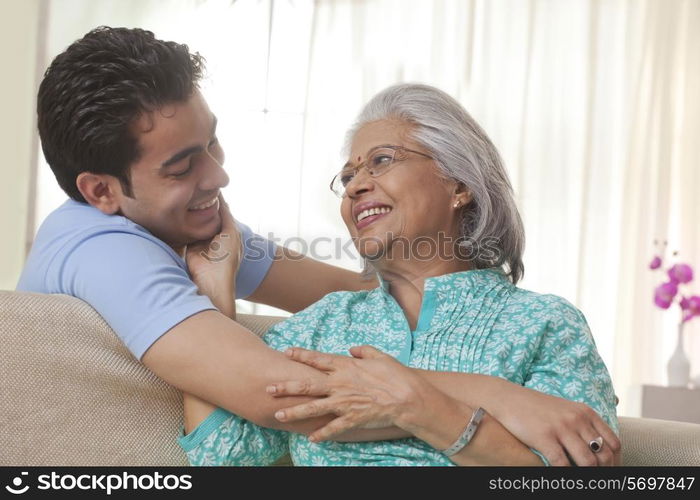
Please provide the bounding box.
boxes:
[160,115,218,168]
[161,145,203,168]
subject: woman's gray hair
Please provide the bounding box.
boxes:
[346,83,525,284]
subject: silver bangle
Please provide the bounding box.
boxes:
[441,407,486,457]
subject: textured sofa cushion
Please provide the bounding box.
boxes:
[618,416,700,466]
[0,290,283,466]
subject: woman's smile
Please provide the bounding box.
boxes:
[354,201,393,230]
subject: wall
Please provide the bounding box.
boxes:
[0,0,42,290]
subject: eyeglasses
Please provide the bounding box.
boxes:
[329,145,433,198]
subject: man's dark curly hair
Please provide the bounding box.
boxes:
[37,26,205,202]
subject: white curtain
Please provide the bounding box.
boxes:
[35,0,700,415]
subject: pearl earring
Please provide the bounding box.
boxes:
[453,201,461,208]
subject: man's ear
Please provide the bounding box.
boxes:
[76,172,123,215]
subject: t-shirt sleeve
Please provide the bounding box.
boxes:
[58,231,216,360]
[523,296,619,435]
[235,220,277,299]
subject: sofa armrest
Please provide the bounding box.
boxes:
[619,416,700,466]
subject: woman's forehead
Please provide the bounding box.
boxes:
[350,119,414,155]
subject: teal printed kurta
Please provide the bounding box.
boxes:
[178,268,618,466]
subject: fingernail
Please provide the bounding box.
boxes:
[285,349,293,357]
[308,435,317,443]
[266,385,277,394]
[275,411,285,421]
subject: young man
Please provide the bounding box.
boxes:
[17,26,372,434]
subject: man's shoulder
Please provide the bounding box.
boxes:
[34,199,171,257]
[41,199,133,233]
[18,200,177,293]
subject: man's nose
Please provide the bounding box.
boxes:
[200,149,229,190]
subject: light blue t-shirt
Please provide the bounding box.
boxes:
[17,199,276,360]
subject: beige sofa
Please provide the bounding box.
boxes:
[2,290,699,466]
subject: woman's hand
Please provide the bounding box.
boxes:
[489,384,621,466]
[185,195,242,317]
[267,346,435,443]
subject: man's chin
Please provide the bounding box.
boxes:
[190,214,223,240]
[189,229,220,245]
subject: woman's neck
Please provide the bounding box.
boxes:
[376,259,471,331]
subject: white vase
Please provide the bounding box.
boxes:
[667,322,691,387]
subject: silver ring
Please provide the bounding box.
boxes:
[589,436,604,453]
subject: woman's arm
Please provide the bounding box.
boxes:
[418,370,620,465]
[269,345,542,465]
[396,390,543,466]
[268,346,620,466]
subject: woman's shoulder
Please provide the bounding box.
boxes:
[508,285,582,313]
[503,286,590,332]
[262,288,383,351]
[312,287,381,310]
[274,287,380,325]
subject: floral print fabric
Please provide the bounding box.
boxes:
[178,268,618,466]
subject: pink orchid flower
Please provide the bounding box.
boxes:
[680,296,691,310]
[689,295,700,311]
[668,263,694,284]
[680,296,700,322]
[654,281,678,309]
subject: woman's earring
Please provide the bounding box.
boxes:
[453,201,461,208]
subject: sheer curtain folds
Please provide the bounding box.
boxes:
[35,0,700,415]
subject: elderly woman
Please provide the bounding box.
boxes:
[179,83,619,466]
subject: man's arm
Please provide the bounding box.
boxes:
[147,308,406,442]
[143,309,334,433]
[246,247,377,313]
